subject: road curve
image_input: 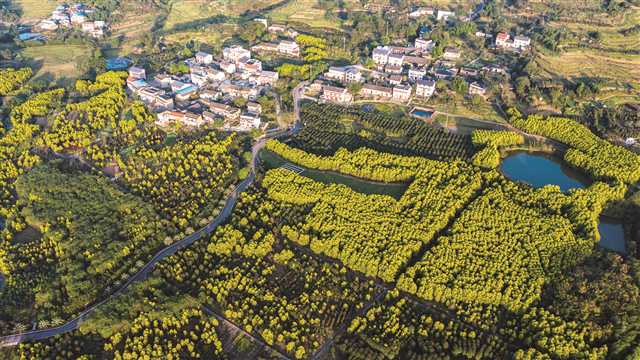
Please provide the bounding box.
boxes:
[0,114,301,348]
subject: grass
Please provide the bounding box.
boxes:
[267,0,343,30]
[107,1,165,56]
[12,0,62,21]
[535,50,640,84]
[163,0,280,31]
[21,44,91,85]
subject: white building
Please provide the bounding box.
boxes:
[415,38,435,53]
[223,46,251,63]
[387,53,405,67]
[437,10,455,21]
[469,82,487,97]
[372,46,392,66]
[513,36,531,50]
[393,84,412,102]
[277,41,301,57]
[321,86,353,104]
[408,68,427,82]
[128,66,146,80]
[409,7,435,18]
[195,51,214,65]
[325,66,362,83]
[416,79,436,98]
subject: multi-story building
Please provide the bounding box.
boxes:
[437,9,455,21]
[415,38,435,53]
[239,112,262,129]
[206,101,241,119]
[256,71,279,86]
[387,53,405,67]
[156,110,202,127]
[389,75,403,86]
[128,66,146,80]
[393,84,412,102]
[469,82,487,96]
[360,84,393,99]
[408,68,427,82]
[325,66,362,83]
[321,86,353,104]
[195,51,214,65]
[220,61,236,74]
[513,36,531,50]
[372,46,392,66]
[223,45,251,63]
[247,102,262,114]
[239,58,262,74]
[277,41,301,57]
[409,7,435,18]
[495,32,511,48]
[416,79,436,98]
[443,47,461,60]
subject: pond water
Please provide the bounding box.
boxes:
[260,149,409,199]
[412,110,434,119]
[500,151,627,254]
[500,152,588,193]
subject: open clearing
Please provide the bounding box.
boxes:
[21,45,91,84]
[12,0,62,21]
[163,0,280,30]
[535,50,640,85]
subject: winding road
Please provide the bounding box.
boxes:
[0,83,308,348]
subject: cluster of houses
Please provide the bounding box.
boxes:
[409,7,456,21]
[309,23,532,107]
[126,46,277,131]
[36,3,107,37]
[251,40,301,58]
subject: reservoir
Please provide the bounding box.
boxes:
[500,151,627,254]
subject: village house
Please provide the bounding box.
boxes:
[409,7,435,18]
[393,84,412,102]
[416,79,436,98]
[156,110,202,127]
[372,46,392,66]
[220,61,236,74]
[437,9,455,21]
[251,42,279,54]
[38,20,59,31]
[388,75,403,86]
[153,74,172,89]
[128,66,146,80]
[205,101,241,120]
[195,51,214,65]
[174,84,198,102]
[408,68,427,82]
[325,66,362,83]
[387,53,405,67]
[384,65,403,75]
[415,38,435,53]
[255,71,279,86]
[443,47,461,60]
[247,102,262,114]
[239,112,262,129]
[360,84,393,99]
[277,41,301,57]
[238,58,263,74]
[223,46,251,63]
[468,82,488,97]
[513,36,531,49]
[404,56,429,67]
[321,86,353,104]
[268,23,287,33]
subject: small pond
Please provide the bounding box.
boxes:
[260,149,409,199]
[500,151,627,254]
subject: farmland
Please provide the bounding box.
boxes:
[20,44,91,84]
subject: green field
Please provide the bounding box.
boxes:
[267,0,342,29]
[163,0,280,31]
[21,45,91,84]
[12,0,62,21]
